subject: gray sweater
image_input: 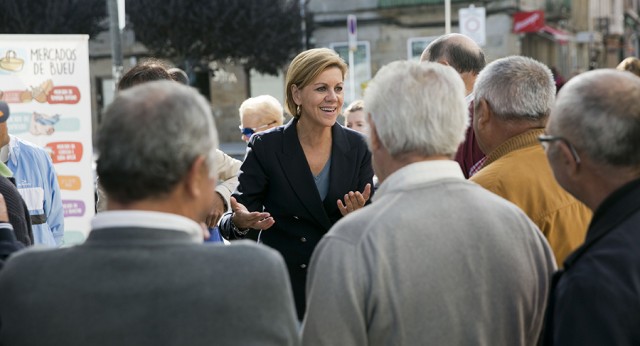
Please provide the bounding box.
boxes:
[0,228,300,346]
[302,161,556,346]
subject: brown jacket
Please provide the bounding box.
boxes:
[471,129,592,266]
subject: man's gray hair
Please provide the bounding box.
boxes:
[97,81,218,203]
[364,60,468,157]
[552,69,640,167]
[474,56,555,121]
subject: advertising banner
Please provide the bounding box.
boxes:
[513,10,545,33]
[0,35,94,245]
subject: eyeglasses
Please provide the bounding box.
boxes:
[537,134,581,164]
[239,120,277,137]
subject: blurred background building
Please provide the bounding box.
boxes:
[22,0,639,144]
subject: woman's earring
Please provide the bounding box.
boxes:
[296,105,301,116]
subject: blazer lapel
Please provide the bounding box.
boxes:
[277,118,333,230]
[323,123,357,213]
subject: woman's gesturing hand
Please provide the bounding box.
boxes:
[337,183,372,216]
[230,197,275,230]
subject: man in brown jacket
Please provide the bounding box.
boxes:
[470,56,591,265]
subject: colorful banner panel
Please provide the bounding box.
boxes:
[0,35,94,245]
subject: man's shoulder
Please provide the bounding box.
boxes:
[223,240,285,263]
[325,200,384,244]
[0,246,67,281]
[12,135,41,149]
[567,215,640,279]
[1,239,287,283]
[472,146,547,189]
[11,136,50,158]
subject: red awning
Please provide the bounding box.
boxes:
[538,25,573,44]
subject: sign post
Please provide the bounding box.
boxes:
[347,15,357,105]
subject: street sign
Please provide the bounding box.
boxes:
[117,0,126,30]
[348,15,357,52]
[459,5,486,46]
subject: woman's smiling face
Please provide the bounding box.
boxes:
[293,67,344,128]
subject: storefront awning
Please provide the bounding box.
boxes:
[538,25,573,44]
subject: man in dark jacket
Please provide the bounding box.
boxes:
[541,69,640,345]
[0,81,299,346]
[0,173,33,269]
[0,185,30,269]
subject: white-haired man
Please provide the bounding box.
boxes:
[0,81,299,346]
[301,60,556,345]
[470,56,591,266]
[541,69,640,345]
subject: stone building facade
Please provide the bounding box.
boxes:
[89,0,639,143]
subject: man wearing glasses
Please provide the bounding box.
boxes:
[469,56,591,267]
[541,69,640,345]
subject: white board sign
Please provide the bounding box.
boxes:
[0,35,94,245]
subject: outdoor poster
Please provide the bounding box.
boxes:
[0,35,94,245]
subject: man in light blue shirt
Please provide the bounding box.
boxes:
[0,101,63,246]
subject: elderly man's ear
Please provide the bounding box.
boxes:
[557,141,581,176]
[367,114,380,151]
[474,98,493,131]
[184,156,213,198]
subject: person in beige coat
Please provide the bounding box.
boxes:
[96,60,241,229]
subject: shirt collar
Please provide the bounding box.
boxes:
[465,92,474,106]
[92,210,204,243]
[374,160,464,201]
[481,128,544,169]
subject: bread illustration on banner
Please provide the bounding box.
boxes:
[29,111,60,136]
[31,79,54,103]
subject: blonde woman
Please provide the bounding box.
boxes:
[219,48,374,319]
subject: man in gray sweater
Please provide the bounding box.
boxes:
[301,61,556,345]
[0,81,299,346]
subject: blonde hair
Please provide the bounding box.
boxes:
[616,57,640,77]
[343,99,365,125]
[344,99,364,116]
[238,95,284,124]
[285,48,348,118]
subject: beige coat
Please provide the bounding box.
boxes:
[96,149,241,212]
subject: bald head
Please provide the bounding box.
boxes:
[420,33,485,75]
[421,34,485,95]
[550,69,640,167]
